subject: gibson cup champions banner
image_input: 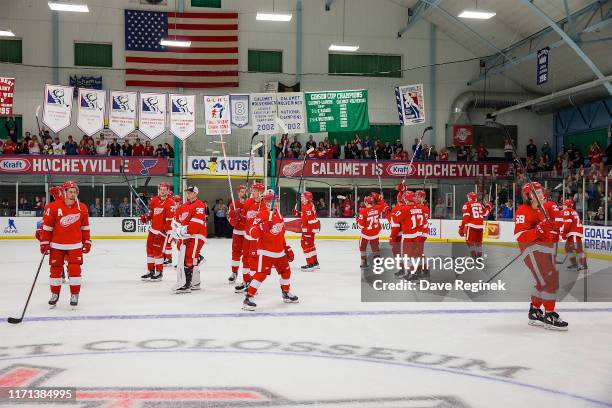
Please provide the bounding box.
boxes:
[304,89,369,133]
[77,88,107,136]
[42,84,74,133]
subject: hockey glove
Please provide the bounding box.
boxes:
[285,245,295,262]
[82,240,92,254]
[458,226,465,237]
[40,241,50,255]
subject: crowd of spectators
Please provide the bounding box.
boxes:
[0,127,175,158]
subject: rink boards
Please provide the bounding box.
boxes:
[1,216,611,259]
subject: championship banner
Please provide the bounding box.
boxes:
[138,92,167,139]
[69,75,102,97]
[537,47,549,85]
[277,92,306,134]
[169,94,196,140]
[204,95,231,136]
[304,89,369,133]
[279,159,513,179]
[395,84,426,126]
[230,94,249,128]
[251,93,277,135]
[0,155,169,176]
[187,156,264,177]
[452,125,473,146]
[0,77,15,116]
[42,84,74,133]
[77,88,106,136]
[109,90,138,139]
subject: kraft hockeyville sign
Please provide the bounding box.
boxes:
[280,159,513,179]
[0,155,169,176]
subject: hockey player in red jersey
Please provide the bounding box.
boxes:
[227,184,248,284]
[414,190,430,277]
[388,191,405,258]
[542,189,564,261]
[39,181,91,308]
[171,186,207,293]
[293,191,320,270]
[393,190,425,279]
[140,182,174,282]
[243,190,298,311]
[35,186,64,242]
[514,182,568,330]
[163,194,183,266]
[356,193,388,268]
[561,199,587,270]
[459,192,491,258]
[235,182,266,293]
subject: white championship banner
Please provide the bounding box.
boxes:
[169,94,196,140]
[204,95,231,136]
[77,88,106,136]
[250,93,278,135]
[109,90,138,139]
[187,156,264,177]
[230,94,249,128]
[395,83,426,126]
[277,92,306,134]
[42,84,74,133]
[138,92,167,139]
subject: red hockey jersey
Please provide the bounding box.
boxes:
[395,204,426,240]
[388,203,403,240]
[147,195,174,236]
[416,203,430,238]
[297,202,320,233]
[41,199,90,250]
[514,204,545,243]
[249,208,287,257]
[460,201,490,230]
[561,209,583,239]
[175,199,207,240]
[227,199,247,233]
[543,199,563,241]
[243,198,265,241]
[357,202,387,239]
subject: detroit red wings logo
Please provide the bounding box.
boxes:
[154,208,164,215]
[179,213,188,222]
[270,222,284,235]
[59,213,81,227]
[282,161,304,177]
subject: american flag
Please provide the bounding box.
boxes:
[124,9,239,89]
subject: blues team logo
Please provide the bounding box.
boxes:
[47,88,68,106]
[142,96,162,114]
[172,97,193,115]
[112,94,134,112]
[139,159,159,176]
[80,92,102,110]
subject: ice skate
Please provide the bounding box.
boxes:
[149,272,163,282]
[228,272,237,284]
[234,281,249,293]
[543,311,569,331]
[282,291,299,303]
[163,259,172,266]
[141,271,154,281]
[190,282,201,291]
[360,259,368,269]
[48,293,59,308]
[242,295,257,311]
[174,283,192,294]
[69,294,79,309]
[528,304,544,327]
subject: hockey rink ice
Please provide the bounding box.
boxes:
[1,239,612,408]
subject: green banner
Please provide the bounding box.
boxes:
[305,89,369,133]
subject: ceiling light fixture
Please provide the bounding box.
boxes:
[256,13,292,22]
[48,1,90,12]
[0,29,15,37]
[328,44,360,52]
[458,10,496,19]
[160,39,191,47]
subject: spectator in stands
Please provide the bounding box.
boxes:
[393,139,403,153]
[382,142,392,159]
[164,143,175,159]
[15,138,29,154]
[500,201,513,220]
[573,188,586,216]
[593,206,605,223]
[351,141,362,159]
[421,144,430,161]
[588,141,604,166]
[78,139,88,155]
[96,134,108,156]
[132,138,144,156]
[108,138,121,156]
[28,135,42,155]
[316,197,328,217]
[64,135,78,155]
[332,139,341,159]
[305,135,316,152]
[439,147,449,161]
[536,156,548,172]
[434,198,447,219]
[456,145,468,161]
[393,147,408,161]
[42,136,54,154]
[526,139,537,159]
[5,116,17,143]
[52,137,63,155]
[213,199,228,238]
[121,140,133,156]
[86,138,96,155]
[290,135,302,157]
[572,149,583,169]
[19,197,32,212]
[330,202,339,217]
[2,138,15,154]
[428,145,438,161]
[476,143,488,161]
[504,137,514,162]
[89,197,103,217]
[344,142,354,159]
[316,144,327,159]
[541,142,552,163]
[154,144,166,158]
[104,198,116,217]
[34,196,44,216]
[411,138,422,160]
[144,141,154,156]
[118,197,132,217]
[340,197,353,217]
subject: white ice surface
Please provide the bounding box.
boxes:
[1,239,611,408]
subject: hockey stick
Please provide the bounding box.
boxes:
[269,137,289,222]
[421,146,434,190]
[120,158,150,213]
[294,147,315,211]
[373,144,383,196]
[402,126,433,185]
[7,253,46,324]
[244,131,260,190]
[215,133,236,210]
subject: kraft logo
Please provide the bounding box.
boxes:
[0,158,31,172]
[139,159,159,176]
[334,220,350,231]
[386,163,416,176]
[122,218,137,233]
